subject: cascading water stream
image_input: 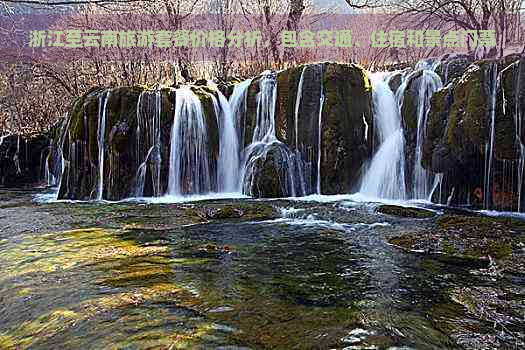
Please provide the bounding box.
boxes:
[135,92,148,197]
[514,60,524,211]
[96,90,110,200]
[360,72,407,199]
[239,72,279,194]
[14,136,21,174]
[253,72,278,144]
[239,71,303,197]
[316,67,325,195]
[363,61,441,201]
[229,78,252,150]
[292,66,309,196]
[55,115,70,193]
[44,153,55,186]
[483,62,499,209]
[135,90,162,197]
[295,67,306,149]
[211,89,240,193]
[412,69,443,200]
[168,86,211,196]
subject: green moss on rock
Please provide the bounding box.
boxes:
[377,205,435,218]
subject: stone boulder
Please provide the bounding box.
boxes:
[242,142,297,198]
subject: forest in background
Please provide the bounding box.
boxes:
[0,0,523,136]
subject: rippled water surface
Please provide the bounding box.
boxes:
[0,189,523,349]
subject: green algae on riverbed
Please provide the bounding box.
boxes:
[0,227,214,349]
[389,213,525,262]
[377,204,436,218]
[1,189,525,349]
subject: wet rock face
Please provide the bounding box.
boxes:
[0,134,49,187]
[321,63,373,194]
[436,60,471,85]
[243,142,296,198]
[55,84,225,200]
[388,69,409,92]
[58,87,145,200]
[399,70,423,191]
[422,59,525,210]
[217,77,243,99]
[244,62,374,197]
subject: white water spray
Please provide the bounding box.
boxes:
[229,78,252,149]
[514,60,524,211]
[295,67,306,149]
[412,69,442,199]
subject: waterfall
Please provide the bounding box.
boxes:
[96,90,110,200]
[229,78,252,149]
[44,153,55,186]
[168,86,211,196]
[55,115,70,194]
[395,60,442,199]
[239,71,301,197]
[14,136,21,174]
[483,62,499,209]
[295,67,306,149]
[134,90,162,197]
[211,89,240,193]
[362,60,442,201]
[239,72,278,194]
[292,66,310,196]
[412,69,442,199]
[360,72,407,199]
[514,60,524,211]
[135,92,148,197]
[316,67,325,195]
[253,71,278,143]
[429,172,444,203]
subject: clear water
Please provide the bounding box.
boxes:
[2,189,523,349]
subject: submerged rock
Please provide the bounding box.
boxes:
[242,142,298,198]
[377,204,435,218]
[389,213,524,264]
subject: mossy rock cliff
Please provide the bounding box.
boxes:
[243,62,373,197]
[422,58,525,210]
[58,85,220,200]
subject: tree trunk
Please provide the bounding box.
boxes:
[283,0,305,64]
